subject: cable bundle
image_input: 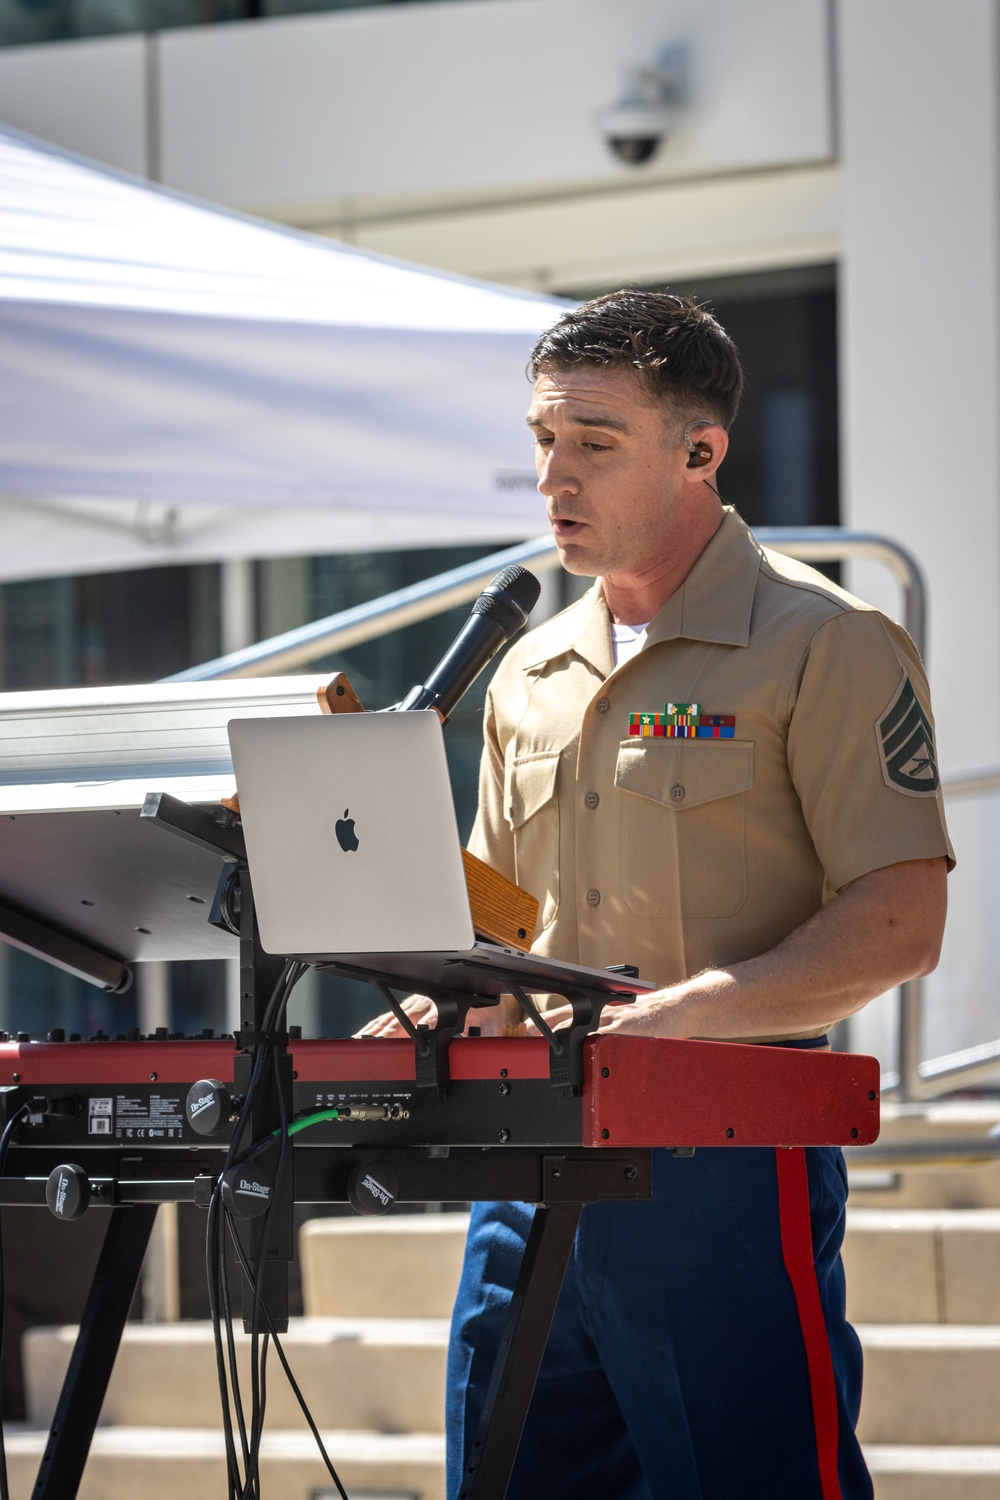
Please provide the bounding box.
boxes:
[206,961,349,1500]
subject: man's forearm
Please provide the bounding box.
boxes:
[597,856,948,1041]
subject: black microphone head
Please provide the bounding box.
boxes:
[471,565,542,641]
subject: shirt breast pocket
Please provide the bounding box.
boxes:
[505,750,561,931]
[614,740,754,919]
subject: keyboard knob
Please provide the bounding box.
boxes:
[185,1079,236,1137]
[348,1162,398,1216]
[219,1159,273,1219]
[45,1164,91,1221]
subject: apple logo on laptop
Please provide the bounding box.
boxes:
[335,808,359,853]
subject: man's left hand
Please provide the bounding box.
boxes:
[524,993,685,1039]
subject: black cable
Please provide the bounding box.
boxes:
[227,1218,350,1500]
[242,982,296,1498]
[220,1201,253,1492]
[226,962,297,1167]
[206,1189,242,1500]
[0,1100,39,1500]
[224,962,303,1497]
[206,959,306,1500]
[209,961,292,1499]
[241,1043,292,1499]
[223,1028,354,1500]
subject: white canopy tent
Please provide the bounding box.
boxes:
[0,126,564,583]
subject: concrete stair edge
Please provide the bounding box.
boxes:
[847,1208,1000,1229]
[2,1424,445,1458]
[864,1446,1000,1474]
[2,1426,447,1500]
[22,1317,451,1433]
[300,1215,471,1237]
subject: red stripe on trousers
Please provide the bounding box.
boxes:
[774,1146,843,1500]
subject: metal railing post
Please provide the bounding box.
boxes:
[897,979,924,1103]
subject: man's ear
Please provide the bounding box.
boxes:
[682,423,728,484]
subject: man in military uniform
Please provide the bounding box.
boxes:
[366,291,952,1499]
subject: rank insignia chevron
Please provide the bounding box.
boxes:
[877,675,940,795]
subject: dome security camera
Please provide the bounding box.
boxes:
[598,45,688,166]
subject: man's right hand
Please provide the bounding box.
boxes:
[354,993,514,1038]
[355,994,438,1039]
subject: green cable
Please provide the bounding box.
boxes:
[274,1108,341,1139]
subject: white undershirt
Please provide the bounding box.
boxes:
[611,621,650,667]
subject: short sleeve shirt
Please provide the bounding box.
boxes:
[467,509,954,1042]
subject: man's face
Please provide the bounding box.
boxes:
[527,365,689,580]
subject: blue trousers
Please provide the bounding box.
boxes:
[447,1146,871,1500]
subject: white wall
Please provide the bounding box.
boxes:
[838,0,1000,779]
[156,0,831,213]
[1,0,832,216]
[348,161,840,293]
[0,0,839,291]
[838,0,1000,1068]
[0,33,147,176]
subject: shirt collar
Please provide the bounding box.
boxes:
[644,507,760,650]
[522,508,761,675]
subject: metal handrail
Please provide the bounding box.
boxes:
[942,766,1000,798]
[169,526,927,681]
[751,527,926,649]
[167,536,564,682]
[888,764,1000,1101]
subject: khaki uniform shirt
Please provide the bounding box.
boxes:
[467,509,954,1041]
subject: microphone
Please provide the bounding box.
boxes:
[396,564,541,723]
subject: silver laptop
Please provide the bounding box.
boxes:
[227,712,475,957]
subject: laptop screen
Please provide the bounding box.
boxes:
[228,712,474,957]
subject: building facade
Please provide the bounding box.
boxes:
[0,0,996,1068]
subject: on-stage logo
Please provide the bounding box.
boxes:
[361,1174,392,1208]
[54,1173,69,1217]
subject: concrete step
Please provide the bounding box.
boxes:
[845,1209,1000,1323]
[3,1425,445,1500]
[301,1213,470,1319]
[857,1327,1000,1445]
[866,1446,1000,1500]
[847,1102,1000,1209]
[298,1201,1000,1325]
[6,1428,999,1500]
[24,1316,449,1433]
[29,1321,1000,1448]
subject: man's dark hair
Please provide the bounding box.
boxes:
[529,289,744,429]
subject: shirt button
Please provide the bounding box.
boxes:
[587,888,601,906]
[670,783,686,803]
[585,791,600,810]
[595,697,610,715]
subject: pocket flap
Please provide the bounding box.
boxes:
[614,739,753,810]
[505,752,561,829]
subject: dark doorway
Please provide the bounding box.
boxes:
[563,263,840,530]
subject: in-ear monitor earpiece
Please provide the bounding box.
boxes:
[683,417,715,469]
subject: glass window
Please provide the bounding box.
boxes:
[561,264,840,533]
[0,0,469,50]
[658,264,839,531]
